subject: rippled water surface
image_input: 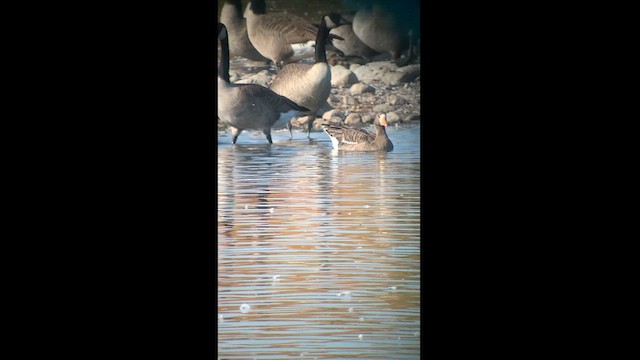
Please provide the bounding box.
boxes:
[218,125,421,359]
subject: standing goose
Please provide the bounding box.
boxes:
[329,22,380,62]
[244,0,344,68]
[269,16,333,140]
[217,23,310,144]
[323,113,394,152]
[219,0,269,62]
[351,0,418,65]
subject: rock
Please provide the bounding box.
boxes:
[349,82,375,95]
[349,63,362,72]
[361,114,374,123]
[386,112,402,124]
[352,65,380,83]
[367,61,399,72]
[387,94,406,105]
[292,115,315,127]
[382,70,419,84]
[330,65,358,86]
[344,113,362,125]
[372,104,393,113]
[343,95,359,105]
[312,118,326,131]
[236,72,271,86]
[322,109,344,122]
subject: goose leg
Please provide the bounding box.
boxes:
[307,117,313,140]
[286,122,293,140]
[263,129,273,144]
[230,127,242,144]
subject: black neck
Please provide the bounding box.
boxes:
[218,24,230,83]
[315,17,329,63]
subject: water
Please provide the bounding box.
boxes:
[218,125,421,359]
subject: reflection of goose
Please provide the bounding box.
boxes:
[218,23,310,144]
[351,0,418,65]
[269,17,333,140]
[244,0,344,68]
[323,113,394,152]
[219,0,269,62]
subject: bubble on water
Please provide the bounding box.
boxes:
[244,205,248,209]
[400,193,404,196]
[240,304,252,313]
[272,275,281,280]
[387,286,397,291]
[359,317,364,321]
[348,307,354,312]
[414,331,420,336]
[336,291,351,299]
[364,205,370,208]
[358,334,363,340]
[348,212,351,215]
[218,314,224,323]
[269,208,275,213]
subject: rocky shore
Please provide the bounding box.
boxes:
[218,56,421,132]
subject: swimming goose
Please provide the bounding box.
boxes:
[323,113,394,152]
[219,0,269,62]
[244,0,344,68]
[217,23,310,144]
[351,0,418,65]
[269,16,333,140]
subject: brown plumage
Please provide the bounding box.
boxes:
[323,113,394,152]
[219,0,269,62]
[245,0,344,68]
[218,23,310,144]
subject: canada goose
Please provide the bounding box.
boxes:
[219,0,269,62]
[244,0,344,68]
[269,16,333,140]
[323,113,394,152]
[351,0,419,65]
[217,23,310,144]
[329,23,380,61]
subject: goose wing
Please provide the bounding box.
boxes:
[237,83,310,113]
[324,124,376,145]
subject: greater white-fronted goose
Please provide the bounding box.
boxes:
[244,0,344,68]
[323,113,394,152]
[217,23,310,144]
[351,0,419,65]
[268,16,333,140]
[219,0,269,62]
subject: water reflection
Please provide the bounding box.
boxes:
[218,125,420,359]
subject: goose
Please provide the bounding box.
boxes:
[323,113,394,152]
[244,0,344,68]
[329,22,380,62]
[219,0,269,62]
[217,23,310,144]
[269,16,333,140]
[351,0,419,65]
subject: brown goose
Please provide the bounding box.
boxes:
[244,0,344,68]
[269,16,333,140]
[351,0,419,65]
[217,23,310,144]
[219,0,269,62]
[323,113,394,152]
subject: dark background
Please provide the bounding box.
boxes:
[6,0,616,358]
